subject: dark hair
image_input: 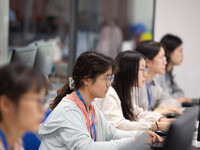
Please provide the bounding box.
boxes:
[135,40,163,60]
[112,51,145,121]
[50,51,115,110]
[160,34,182,62]
[160,34,182,86]
[0,63,50,120]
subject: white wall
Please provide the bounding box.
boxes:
[154,0,200,97]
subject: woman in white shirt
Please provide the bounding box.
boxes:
[95,51,171,132]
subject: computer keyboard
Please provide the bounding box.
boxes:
[192,98,200,104]
[151,135,166,149]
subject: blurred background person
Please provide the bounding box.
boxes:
[96,19,123,58]
[0,63,49,149]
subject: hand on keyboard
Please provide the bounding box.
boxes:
[151,130,167,149]
[147,131,164,148]
[151,135,166,149]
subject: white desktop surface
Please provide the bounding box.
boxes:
[192,121,200,149]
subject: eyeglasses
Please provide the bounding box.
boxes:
[139,68,148,75]
[103,74,114,86]
[162,56,167,62]
[21,96,47,110]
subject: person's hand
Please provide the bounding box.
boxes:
[157,122,171,132]
[165,106,182,114]
[177,97,192,103]
[154,107,166,115]
[159,117,175,122]
[147,131,163,143]
[154,107,169,116]
[154,106,182,116]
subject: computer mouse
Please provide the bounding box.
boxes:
[182,102,194,107]
[166,113,180,118]
[154,130,167,136]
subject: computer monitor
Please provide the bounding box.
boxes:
[34,42,54,76]
[164,106,198,150]
[10,46,37,67]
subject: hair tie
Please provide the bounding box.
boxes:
[69,77,76,90]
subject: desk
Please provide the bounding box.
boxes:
[191,147,200,150]
[191,121,200,149]
[179,107,200,150]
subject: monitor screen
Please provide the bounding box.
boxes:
[164,106,199,150]
[10,46,37,67]
[34,42,54,76]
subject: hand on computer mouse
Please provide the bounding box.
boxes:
[154,106,182,116]
[159,117,175,122]
[166,106,182,114]
[177,97,192,103]
[154,107,167,115]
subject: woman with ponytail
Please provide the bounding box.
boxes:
[39,51,162,150]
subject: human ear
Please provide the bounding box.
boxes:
[0,95,14,115]
[146,59,152,68]
[82,77,90,86]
